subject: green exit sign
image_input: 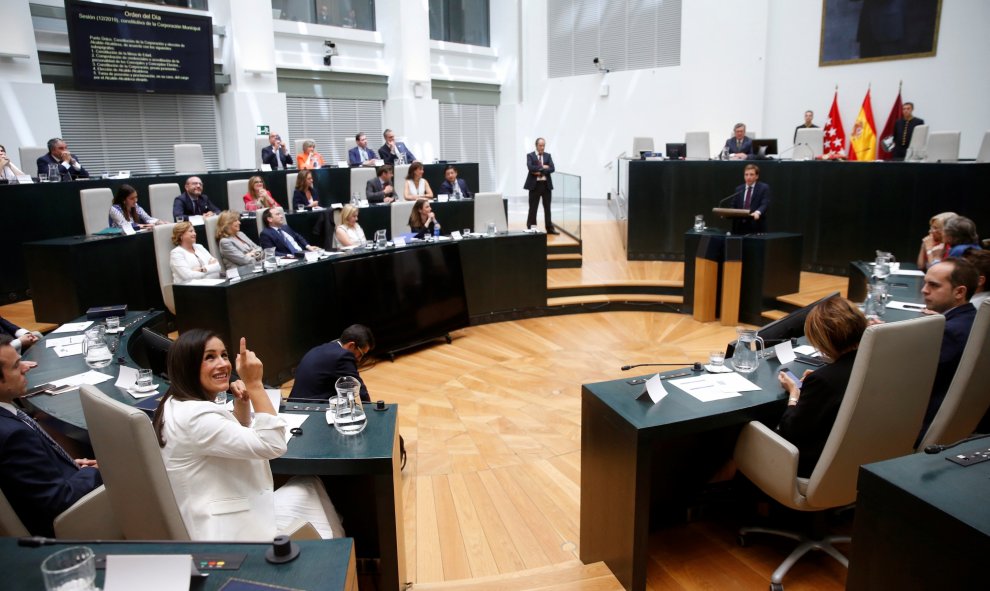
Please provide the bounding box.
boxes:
[257,125,270,135]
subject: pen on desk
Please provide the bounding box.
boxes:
[902,304,925,310]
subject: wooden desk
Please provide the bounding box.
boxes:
[847,440,990,590]
[0,538,357,591]
[580,361,790,591]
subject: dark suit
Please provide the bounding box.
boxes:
[921,303,977,432]
[292,185,320,211]
[289,341,369,403]
[439,178,472,199]
[377,142,415,166]
[260,225,310,256]
[36,153,89,181]
[172,192,221,220]
[261,145,293,170]
[0,407,103,536]
[348,146,376,167]
[0,316,22,339]
[365,177,393,203]
[892,116,925,160]
[730,181,771,234]
[724,136,753,156]
[777,351,857,478]
[523,151,555,229]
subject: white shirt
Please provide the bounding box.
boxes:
[406,178,426,196]
[169,244,222,284]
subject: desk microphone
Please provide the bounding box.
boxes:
[716,189,742,207]
[621,362,703,372]
[923,433,990,455]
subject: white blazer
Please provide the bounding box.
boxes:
[169,244,222,284]
[160,398,288,541]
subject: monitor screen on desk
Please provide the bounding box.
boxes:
[665,143,687,160]
[752,139,778,158]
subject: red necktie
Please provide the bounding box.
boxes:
[744,186,753,209]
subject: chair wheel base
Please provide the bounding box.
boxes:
[737,534,748,547]
[770,583,784,591]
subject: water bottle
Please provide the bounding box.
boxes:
[721,146,729,160]
[351,191,359,206]
[433,223,441,240]
[453,183,462,200]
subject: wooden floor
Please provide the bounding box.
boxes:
[2,219,852,590]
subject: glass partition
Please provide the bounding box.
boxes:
[552,171,581,240]
[272,0,375,31]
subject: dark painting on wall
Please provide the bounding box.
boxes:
[820,0,941,66]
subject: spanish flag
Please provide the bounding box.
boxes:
[848,89,877,161]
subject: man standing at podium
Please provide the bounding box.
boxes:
[731,164,770,234]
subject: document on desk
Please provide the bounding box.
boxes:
[53,343,84,358]
[51,320,94,334]
[774,340,796,365]
[104,554,193,591]
[50,370,114,389]
[186,278,227,286]
[668,373,760,402]
[891,269,925,277]
[46,335,86,348]
[644,373,668,404]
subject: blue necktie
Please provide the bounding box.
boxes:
[15,409,78,469]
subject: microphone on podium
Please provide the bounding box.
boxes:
[621,362,703,372]
[717,189,743,207]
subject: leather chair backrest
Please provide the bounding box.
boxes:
[153,223,177,314]
[285,173,298,212]
[79,385,190,540]
[203,214,220,259]
[924,131,961,163]
[632,137,654,154]
[390,200,416,240]
[0,488,29,537]
[227,179,249,213]
[473,192,507,233]
[685,131,710,160]
[349,167,377,200]
[919,300,990,448]
[80,187,114,235]
[149,183,181,222]
[806,314,945,508]
[977,130,990,163]
[255,136,270,169]
[19,146,47,176]
[174,144,205,174]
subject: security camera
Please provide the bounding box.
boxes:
[593,57,609,73]
[323,40,339,66]
[593,57,599,64]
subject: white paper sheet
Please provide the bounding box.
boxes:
[644,374,668,404]
[104,554,193,591]
[281,413,309,443]
[115,366,138,389]
[793,345,819,356]
[50,370,114,388]
[51,321,94,334]
[185,278,226,286]
[188,215,205,226]
[891,269,925,277]
[774,340,796,365]
[53,344,84,358]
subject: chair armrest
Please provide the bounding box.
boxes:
[281,519,321,541]
[733,421,802,507]
[54,485,123,540]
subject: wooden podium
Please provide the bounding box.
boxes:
[712,207,751,219]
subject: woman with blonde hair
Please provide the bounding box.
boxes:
[334,204,366,249]
[917,211,956,270]
[169,222,221,284]
[216,211,263,271]
[242,176,278,211]
[296,140,324,170]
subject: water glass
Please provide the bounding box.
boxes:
[709,350,725,367]
[462,228,471,238]
[48,164,60,182]
[694,215,705,232]
[263,247,277,270]
[105,316,120,332]
[375,229,387,248]
[136,368,154,389]
[486,222,497,236]
[38,172,49,183]
[41,546,96,591]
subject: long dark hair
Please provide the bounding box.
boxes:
[112,184,138,222]
[152,329,223,447]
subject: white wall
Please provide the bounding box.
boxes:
[497,0,990,202]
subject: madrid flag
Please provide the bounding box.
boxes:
[849,89,877,161]
[822,90,847,159]
[877,87,902,160]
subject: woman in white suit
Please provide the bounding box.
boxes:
[169,222,222,284]
[152,330,343,540]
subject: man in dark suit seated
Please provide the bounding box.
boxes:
[36,137,89,181]
[348,132,378,167]
[365,165,396,204]
[919,257,979,434]
[378,129,416,166]
[724,123,753,160]
[730,164,770,234]
[172,176,221,221]
[261,132,293,170]
[438,165,472,199]
[259,207,320,255]
[0,335,102,536]
[289,325,374,403]
[0,315,41,354]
